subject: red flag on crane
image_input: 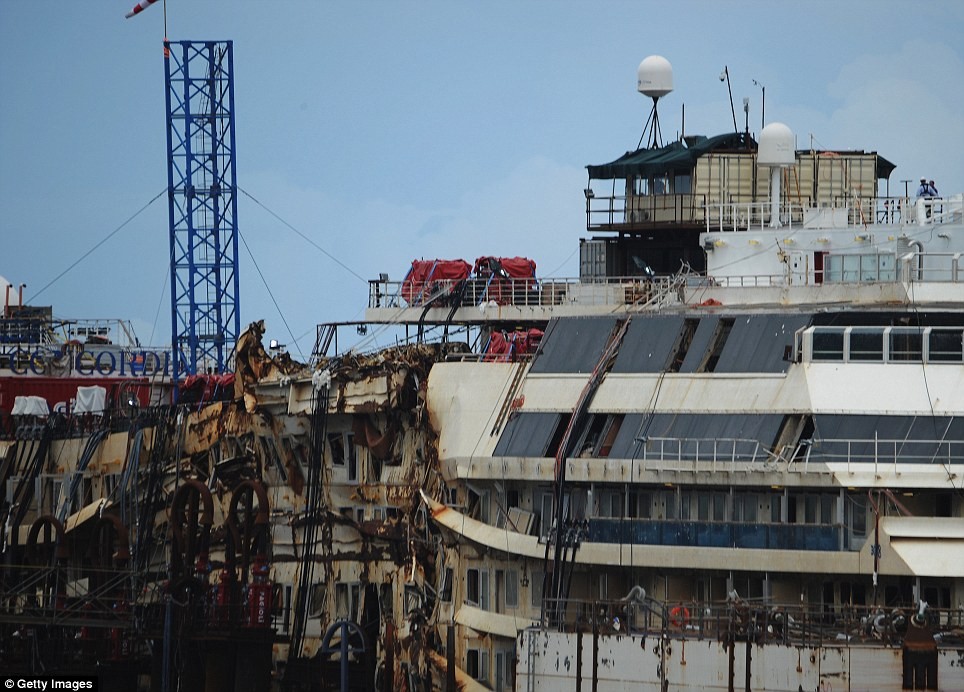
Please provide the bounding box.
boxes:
[125,0,160,18]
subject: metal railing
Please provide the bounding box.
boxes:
[586,193,707,229]
[538,597,964,648]
[367,276,682,311]
[635,436,770,470]
[808,437,964,472]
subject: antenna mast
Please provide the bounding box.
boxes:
[636,56,674,149]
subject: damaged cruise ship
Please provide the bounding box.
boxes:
[2,56,964,691]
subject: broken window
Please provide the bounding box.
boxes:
[440,568,453,603]
[335,582,360,621]
[308,583,327,618]
[346,432,358,481]
[467,485,490,524]
[327,433,345,466]
[379,583,393,618]
[404,584,422,616]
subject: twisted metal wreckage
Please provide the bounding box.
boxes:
[0,319,477,691]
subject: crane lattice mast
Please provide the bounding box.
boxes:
[163,40,241,377]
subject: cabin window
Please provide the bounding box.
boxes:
[627,491,653,519]
[665,491,679,520]
[345,432,358,481]
[505,570,519,608]
[770,493,784,523]
[690,491,726,521]
[849,494,867,536]
[466,568,490,610]
[467,649,489,683]
[597,490,624,518]
[530,571,544,607]
[495,650,516,692]
[732,493,759,522]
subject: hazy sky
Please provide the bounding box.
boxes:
[2,1,963,358]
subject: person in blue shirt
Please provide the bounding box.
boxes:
[928,180,939,197]
[917,177,931,197]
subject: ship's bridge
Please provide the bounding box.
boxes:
[580,132,895,279]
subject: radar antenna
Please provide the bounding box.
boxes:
[636,56,673,149]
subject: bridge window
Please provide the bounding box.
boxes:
[928,330,964,361]
[811,328,844,360]
[849,329,884,361]
[890,329,923,362]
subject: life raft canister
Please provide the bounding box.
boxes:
[669,604,690,628]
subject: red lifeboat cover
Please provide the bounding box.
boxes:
[483,328,544,361]
[400,259,471,306]
[472,256,536,279]
[473,257,537,305]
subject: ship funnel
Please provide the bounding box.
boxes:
[758,122,796,227]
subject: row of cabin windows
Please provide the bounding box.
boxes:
[7,475,100,514]
[527,489,854,530]
[462,568,520,612]
[307,582,407,622]
[807,326,964,363]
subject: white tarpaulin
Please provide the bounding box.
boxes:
[74,385,107,414]
[11,396,49,416]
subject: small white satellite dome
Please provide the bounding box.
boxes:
[758,122,796,167]
[637,56,673,98]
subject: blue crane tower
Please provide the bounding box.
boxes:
[163,40,241,377]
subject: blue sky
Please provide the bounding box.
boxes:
[2,1,963,358]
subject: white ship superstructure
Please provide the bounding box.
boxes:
[2,58,962,692]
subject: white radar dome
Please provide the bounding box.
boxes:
[637,56,673,98]
[758,122,796,167]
